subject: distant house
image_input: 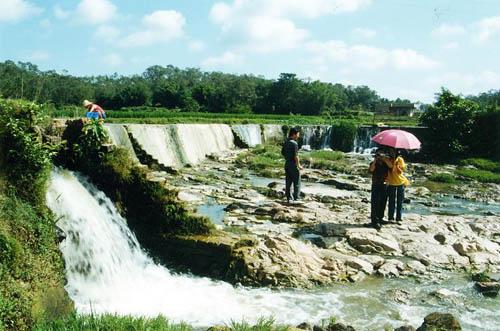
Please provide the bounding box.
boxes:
[375,103,417,116]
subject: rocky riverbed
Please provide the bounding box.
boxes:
[146,150,500,289]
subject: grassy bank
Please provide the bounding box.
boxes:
[455,158,500,183]
[0,99,72,330]
[50,106,419,126]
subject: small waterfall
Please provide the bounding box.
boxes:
[103,124,139,162]
[352,126,381,154]
[232,125,262,147]
[262,125,284,144]
[46,169,341,325]
[300,126,330,150]
[126,124,234,168]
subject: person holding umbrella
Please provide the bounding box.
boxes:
[386,148,409,223]
[371,129,421,224]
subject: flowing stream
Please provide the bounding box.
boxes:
[46,169,499,329]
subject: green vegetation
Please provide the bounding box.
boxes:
[428,173,456,183]
[454,158,500,183]
[236,144,349,176]
[420,89,500,161]
[459,158,500,173]
[34,314,191,331]
[1,61,415,117]
[329,121,357,152]
[455,168,500,184]
[0,99,71,331]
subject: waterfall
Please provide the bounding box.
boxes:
[103,124,139,162]
[352,126,381,154]
[262,125,284,144]
[300,126,330,150]
[126,124,234,168]
[46,169,342,326]
[232,125,262,147]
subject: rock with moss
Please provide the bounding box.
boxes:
[416,312,461,331]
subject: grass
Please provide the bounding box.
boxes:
[236,144,351,176]
[428,173,457,183]
[33,314,191,331]
[459,158,500,173]
[420,180,457,193]
[455,168,500,183]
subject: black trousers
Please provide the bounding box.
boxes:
[371,183,387,224]
[285,165,301,201]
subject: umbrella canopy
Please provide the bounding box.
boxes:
[371,129,421,150]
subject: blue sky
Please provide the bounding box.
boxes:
[1,0,499,102]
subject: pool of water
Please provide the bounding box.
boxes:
[408,194,500,216]
[196,198,227,225]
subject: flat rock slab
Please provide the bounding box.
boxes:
[346,228,401,254]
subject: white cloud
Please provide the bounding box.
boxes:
[391,49,438,70]
[475,15,500,42]
[306,40,438,71]
[188,40,205,52]
[211,0,371,22]
[0,0,41,23]
[210,0,371,54]
[75,0,117,25]
[431,23,466,38]
[202,51,244,67]
[103,53,123,67]
[54,5,70,19]
[426,70,500,96]
[352,27,377,39]
[94,25,120,42]
[245,16,309,52]
[120,10,185,47]
[26,50,50,62]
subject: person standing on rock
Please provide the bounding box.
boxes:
[282,127,303,203]
[83,100,106,120]
[369,148,391,229]
[386,148,409,223]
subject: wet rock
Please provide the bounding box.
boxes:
[296,322,313,331]
[378,259,404,277]
[320,179,359,191]
[207,326,230,331]
[359,255,385,268]
[433,233,446,245]
[430,289,461,302]
[386,289,411,304]
[348,271,365,282]
[474,281,499,298]
[416,312,461,331]
[345,256,374,274]
[267,181,279,189]
[326,323,356,331]
[346,228,401,254]
[405,260,426,274]
[394,326,415,331]
[313,325,325,331]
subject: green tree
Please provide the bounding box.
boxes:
[420,89,479,159]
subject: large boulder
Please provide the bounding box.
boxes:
[474,281,499,298]
[416,312,461,331]
[346,228,401,254]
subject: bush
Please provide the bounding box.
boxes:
[329,121,357,152]
[0,99,53,206]
[470,108,500,160]
[428,173,456,183]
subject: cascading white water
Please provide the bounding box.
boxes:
[232,125,262,147]
[352,126,380,154]
[46,169,500,330]
[46,169,343,325]
[103,124,139,162]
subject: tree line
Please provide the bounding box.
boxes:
[0,61,413,115]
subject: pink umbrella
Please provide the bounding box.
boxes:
[371,129,421,150]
